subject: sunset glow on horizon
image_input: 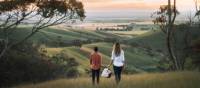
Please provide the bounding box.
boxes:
[80,0,199,19]
[82,0,197,11]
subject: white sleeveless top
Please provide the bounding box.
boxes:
[111,50,125,67]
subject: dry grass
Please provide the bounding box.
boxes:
[15,71,200,88]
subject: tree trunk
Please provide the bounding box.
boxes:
[166,26,179,70]
[167,0,179,70]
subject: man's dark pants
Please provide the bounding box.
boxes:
[91,69,100,85]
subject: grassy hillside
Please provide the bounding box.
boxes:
[84,43,160,71]
[2,26,187,73]
[0,26,161,73]
[45,42,162,74]
[128,30,166,51]
[128,26,200,52]
[15,72,200,88]
[10,27,163,73]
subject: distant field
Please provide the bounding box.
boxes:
[15,71,200,88]
[0,27,122,44]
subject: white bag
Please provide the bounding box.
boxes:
[101,68,112,78]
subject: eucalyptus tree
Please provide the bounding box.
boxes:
[0,0,85,59]
[152,0,182,70]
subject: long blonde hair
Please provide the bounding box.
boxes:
[113,42,121,56]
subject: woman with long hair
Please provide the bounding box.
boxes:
[108,42,125,84]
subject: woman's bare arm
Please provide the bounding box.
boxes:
[108,60,113,67]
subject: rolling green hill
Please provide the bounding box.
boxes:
[45,42,162,74]
[127,26,200,52]
[6,26,199,74]
[0,27,165,74]
[127,30,166,51]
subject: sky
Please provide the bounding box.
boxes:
[80,0,199,20]
[82,0,196,11]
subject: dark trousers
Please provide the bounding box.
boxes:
[113,66,123,84]
[91,69,100,85]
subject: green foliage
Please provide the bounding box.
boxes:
[65,67,79,78]
[51,51,67,64]
[66,58,79,67]
[50,50,80,78]
[0,43,59,87]
[128,24,200,70]
[0,0,86,60]
[0,0,85,18]
[37,0,85,18]
[195,10,200,16]
[0,43,80,87]
[0,0,35,12]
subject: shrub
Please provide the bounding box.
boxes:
[0,43,80,87]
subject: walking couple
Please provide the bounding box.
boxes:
[90,42,125,86]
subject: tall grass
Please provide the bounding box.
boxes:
[15,72,200,88]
